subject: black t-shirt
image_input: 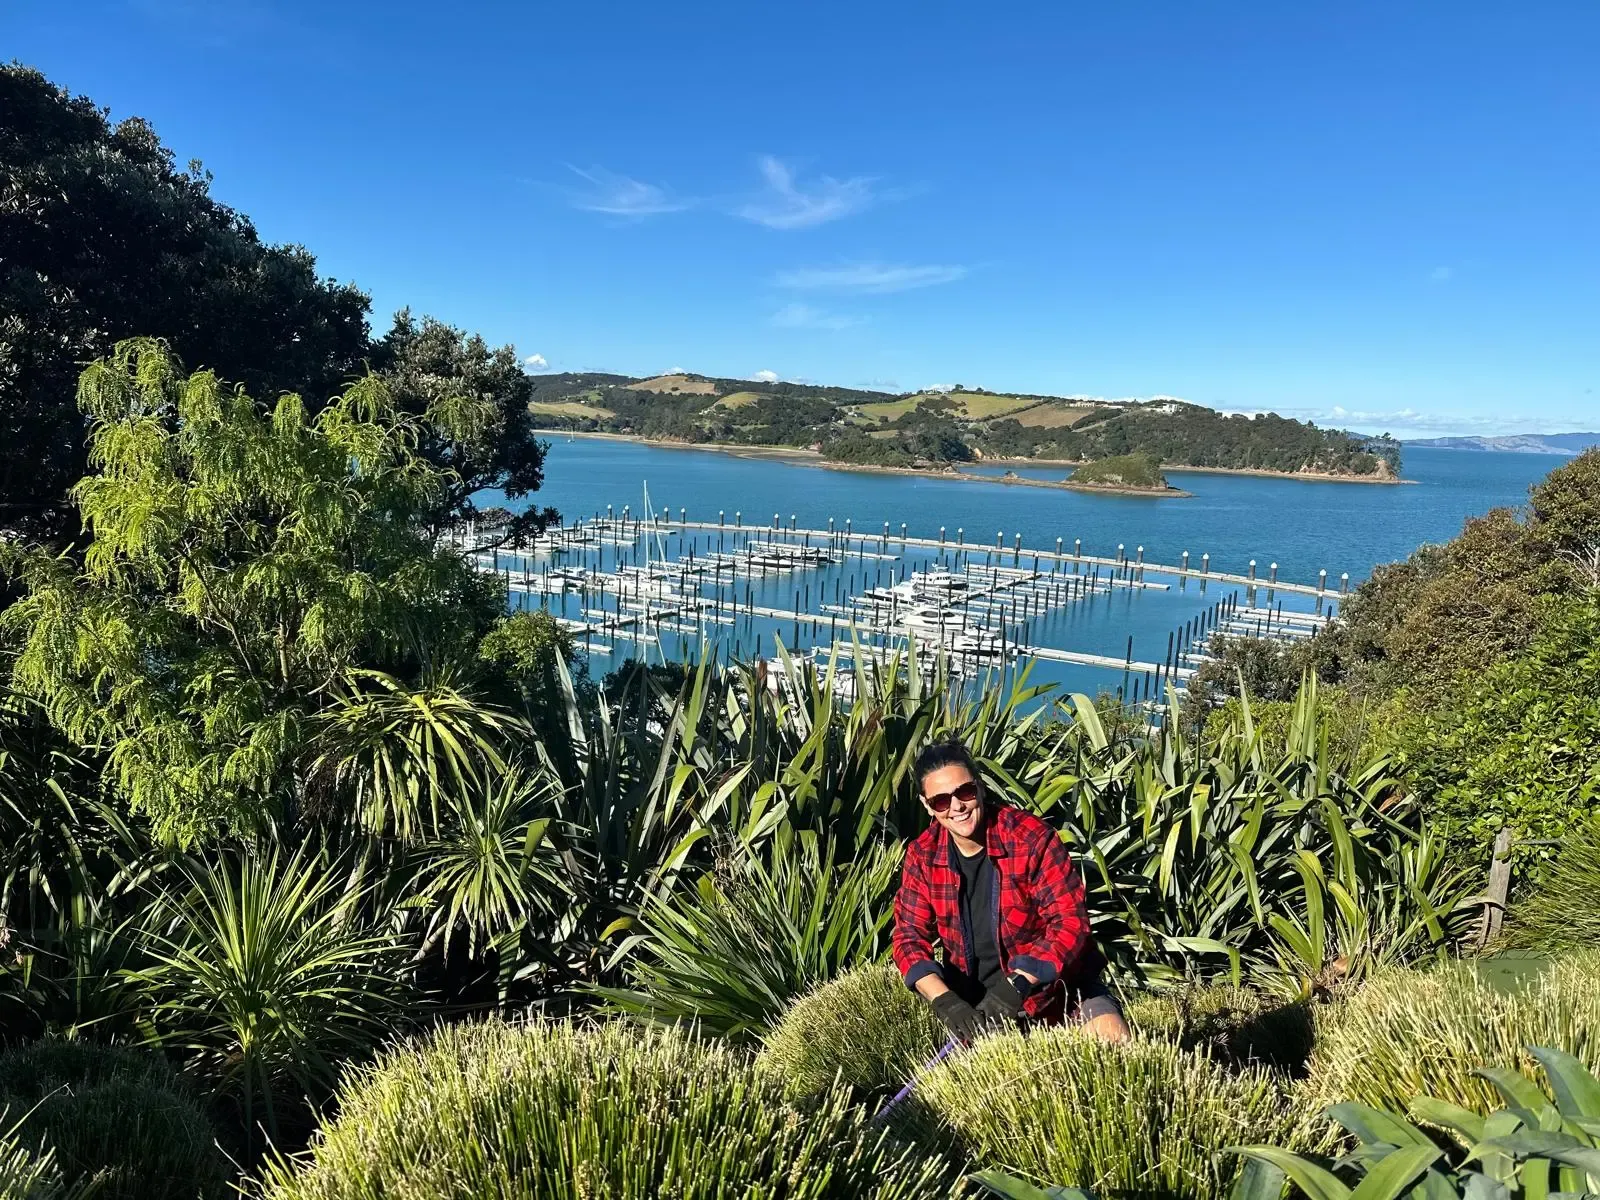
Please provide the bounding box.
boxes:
[954,842,1004,989]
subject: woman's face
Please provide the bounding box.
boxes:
[920,762,985,843]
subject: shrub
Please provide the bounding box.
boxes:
[1395,597,1600,871]
[898,1028,1305,1199]
[1233,1045,1600,1198]
[0,1040,227,1200]
[257,1019,952,1199]
[1123,984,1316,1074]
[601,833,902,1041]
[1499,817,1600,951]
[0,1120,69,1200]
[1306,954,1600,1115]
[759,961,945,1100]
[134,847,408,1153]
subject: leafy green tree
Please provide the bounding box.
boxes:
[371,312,558,547]
[0,340,507,842]
[1391,596,1600,869]
[1314,448,1600,705]
[0,66,370,543]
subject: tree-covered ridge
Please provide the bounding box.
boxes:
[532,373,1402,478]
[1067,453,1168,490]
[0,65,553,550]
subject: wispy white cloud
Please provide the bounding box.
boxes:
[735,156,877,230]
[753,369,780,383]
[1265,404,1574,437]
[523,353,549,370]
[776,262,967,293]
[565,166,692,217]
[1430,266,1454,282]
[771,303,865,331]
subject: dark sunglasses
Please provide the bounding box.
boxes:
[924,780,980,814]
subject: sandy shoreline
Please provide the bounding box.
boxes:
[533,429,1405,489]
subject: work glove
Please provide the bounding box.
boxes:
[975,974,1031,1028]
[930,991,985,1044]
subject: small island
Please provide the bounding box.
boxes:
[1064,453,1189,497]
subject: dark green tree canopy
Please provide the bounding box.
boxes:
[372,311,557,547]
[1312,447,1600,704]
[0,64,372,542]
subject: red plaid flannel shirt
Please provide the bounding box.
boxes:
[892,802,1101,1021]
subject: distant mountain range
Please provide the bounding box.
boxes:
[1402,433,1600,455]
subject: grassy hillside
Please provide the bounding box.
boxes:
[525,373,1401,477]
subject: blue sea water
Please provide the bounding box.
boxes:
[501,442,1561,695]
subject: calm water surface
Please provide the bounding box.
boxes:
[504,443,1560,694]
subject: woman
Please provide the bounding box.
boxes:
[891,738,1129,1043]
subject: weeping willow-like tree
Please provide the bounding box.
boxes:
[0,338,520,845]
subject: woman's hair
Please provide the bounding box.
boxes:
[912,738,980,797]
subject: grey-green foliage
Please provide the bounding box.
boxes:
[1123,984,1317,1074]
[0,1041,227,1200]
[1229,1046,1600,1199]
[1499,817,1600,953]
[600,830,904,1040]
[0,1129,69,1200]
[1307,953,1600,1117]
[256,1019,953,1200]
[759,961,945,1101]
[899,1028,1308,1199]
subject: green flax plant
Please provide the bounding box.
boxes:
[599,828,903,1040]
[1041,679,1476,994]
[561,653,1475,1021]
[128,845,408,1158]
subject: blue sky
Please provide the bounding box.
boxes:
[9,1,1599,436]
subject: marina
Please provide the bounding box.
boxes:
[462,500,1337,703]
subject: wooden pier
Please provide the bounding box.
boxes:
[455,508,1347,696]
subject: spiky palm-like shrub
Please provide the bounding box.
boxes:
[1306,953,1600,1115]
[131,847,409,1154]
[899,1028,1305,1199]
[257,1019,953,1200]
[759,961,945,1100]
[0,1041,227,1200]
